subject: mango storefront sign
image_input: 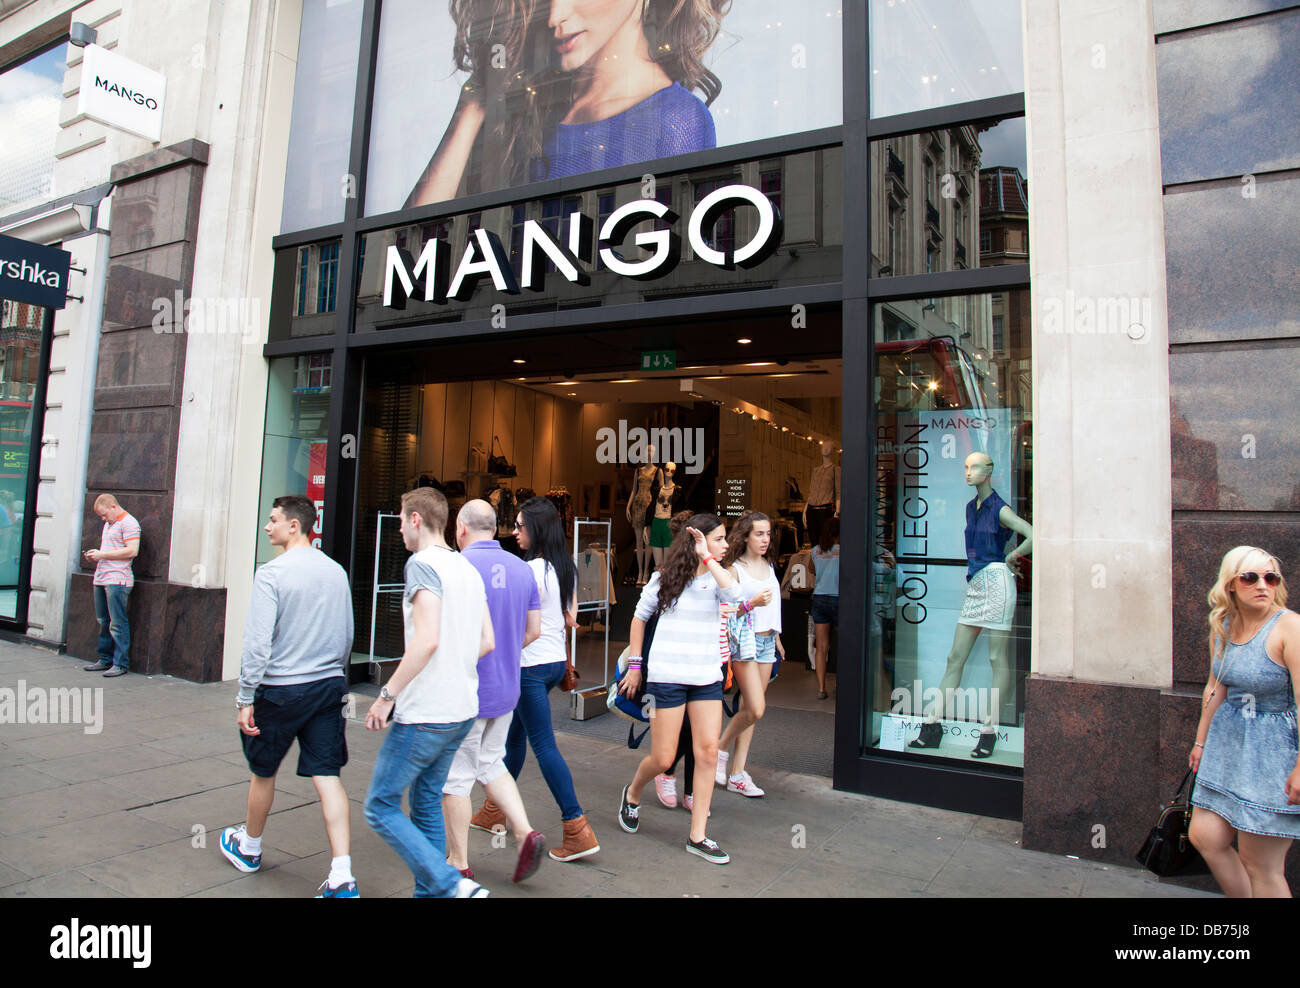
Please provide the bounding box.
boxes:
[76,44,166,143]
[382,184,782,310]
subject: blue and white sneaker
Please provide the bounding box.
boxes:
[219,825,261,873]
[315,878,359,898]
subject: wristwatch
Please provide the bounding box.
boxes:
[380,685,397,702]
[236,698,254,710]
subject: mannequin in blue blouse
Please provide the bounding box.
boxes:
[407,0,721,207]
[909,451,1032,757]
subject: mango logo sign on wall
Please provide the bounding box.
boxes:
[383,184,782,310]
[75,44,166,142]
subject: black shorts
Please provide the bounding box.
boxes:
[241,676,348,778]
[644,680,724,710]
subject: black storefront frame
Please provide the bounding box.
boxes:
[264,0,1032,819]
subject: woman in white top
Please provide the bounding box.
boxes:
[714,511,783,797]
[617,512,743,864]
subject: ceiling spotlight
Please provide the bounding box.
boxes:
[512,358,526,364]
[737,337,752,344]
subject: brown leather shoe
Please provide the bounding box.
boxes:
[469,799,506,833]
[548,815,599,862]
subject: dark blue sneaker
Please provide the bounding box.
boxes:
[219,825,261,873]
[315,878,359,898]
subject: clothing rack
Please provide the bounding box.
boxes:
[571,517,612,699]
[369,512,406,669]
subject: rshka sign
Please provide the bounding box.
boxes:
[382,183,782,310]
[0,233,71,310]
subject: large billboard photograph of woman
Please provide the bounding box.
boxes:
[364,0,843,214]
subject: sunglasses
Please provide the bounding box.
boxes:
[1236,571,1281,587]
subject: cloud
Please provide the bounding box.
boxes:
[0,67,63,210]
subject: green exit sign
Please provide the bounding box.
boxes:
[640,350,676,371]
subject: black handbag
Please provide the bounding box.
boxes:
[488,435,517,477]
[1134,769,1210,877]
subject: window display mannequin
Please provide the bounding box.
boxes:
[648,461,677,573]
[909,452,1032,758]
[802,442,840,548]
[626,444,661,586]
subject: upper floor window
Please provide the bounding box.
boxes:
[0,42,66,215]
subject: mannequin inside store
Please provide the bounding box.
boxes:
[353,313,844,775]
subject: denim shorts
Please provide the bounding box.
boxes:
[241,676,348,778]
[644,680,724,710]
[735,632,777,663]
[811,594,839,626]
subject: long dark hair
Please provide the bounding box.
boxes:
[450,0,731,187]
[817,516,840,553]
[654,511,723,615]
[721,510,772,570]
[517,496,575,613]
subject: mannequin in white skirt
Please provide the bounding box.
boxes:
[908,452,1032,759]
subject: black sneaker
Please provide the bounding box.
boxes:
[618,784,640,834]
[686,836,730,865]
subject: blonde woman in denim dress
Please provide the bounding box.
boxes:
[1188,546,1300,897]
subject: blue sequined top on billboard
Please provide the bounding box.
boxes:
[965,490,1010,580]
[529,82,716,182]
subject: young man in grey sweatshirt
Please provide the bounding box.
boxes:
[220,494,358,897]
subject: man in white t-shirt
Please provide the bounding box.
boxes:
[362,487,495,898]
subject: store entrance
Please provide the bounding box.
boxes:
[354,307,843,779]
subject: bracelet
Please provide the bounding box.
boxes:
[741,601,753,614]
[627,656,643,667]
[1193,742,1205,749]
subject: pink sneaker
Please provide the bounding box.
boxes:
[681,794,710,817]
[654,774,678,808]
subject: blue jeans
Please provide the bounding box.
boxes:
[94,584,131,669]
[364,718,473,897]
[504,661,583,821]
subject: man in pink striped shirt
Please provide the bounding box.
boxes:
[82,493,140,678]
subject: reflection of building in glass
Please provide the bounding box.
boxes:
[0,300,43,402]
[979,165,1030,417]
[871,128,981,279]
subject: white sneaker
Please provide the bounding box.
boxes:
[714,750,729,787]
[727,771,765,797]
[455,876,490,898]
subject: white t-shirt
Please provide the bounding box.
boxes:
[732,558,782,634]
[396,545,486,725]
[523,557,571,667]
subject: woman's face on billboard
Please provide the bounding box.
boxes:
[548,0,644,72]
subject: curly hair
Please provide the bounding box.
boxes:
[448,0,730,188]
[1207,545,1288,661]
[652,511,723,615]
[720,510,772,569]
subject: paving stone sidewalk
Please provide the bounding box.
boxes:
[0,640,1213,898]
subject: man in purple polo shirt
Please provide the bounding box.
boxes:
[442,499,546,883]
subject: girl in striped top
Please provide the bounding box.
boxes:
[617,513,743,864]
